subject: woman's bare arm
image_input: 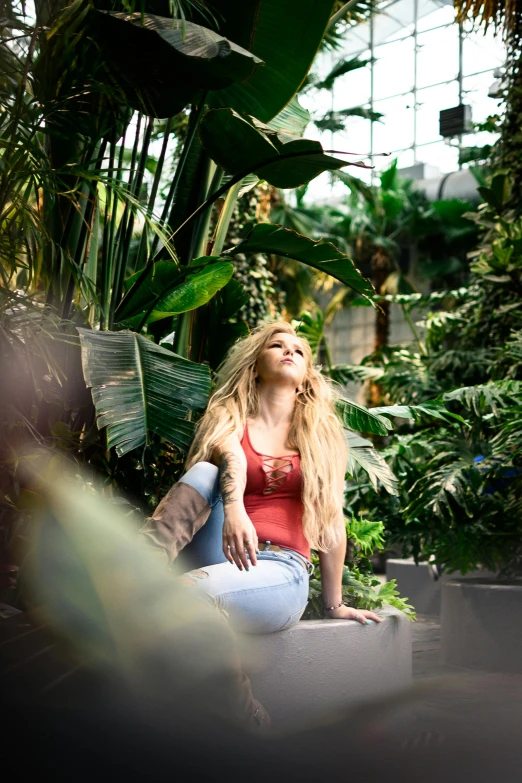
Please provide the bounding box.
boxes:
[212,435,258,570]
[319,454,382,624]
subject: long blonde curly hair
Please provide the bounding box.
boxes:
[185,320,347,551]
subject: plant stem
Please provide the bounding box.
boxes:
[209,179,242,257]
[118,100,208,319]
[327,0,361,31]
[101,131,117,330]
[323,335,333,373]
[400,303,428,356]
[191,162,222,260]
[134,117,174,270]
[157,147,356,255]
[149,98,208,260]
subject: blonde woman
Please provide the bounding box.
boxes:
[140,320,381,722]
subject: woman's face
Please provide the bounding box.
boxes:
[254,331,308,389]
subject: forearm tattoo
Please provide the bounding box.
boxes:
[220,451,245,507]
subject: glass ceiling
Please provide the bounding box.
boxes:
[301,0,506,201]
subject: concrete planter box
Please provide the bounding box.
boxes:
[440,578,522,674]
[239,606,411,729]
[386,558,496,617]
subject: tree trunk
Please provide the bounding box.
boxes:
[371,248,391,351]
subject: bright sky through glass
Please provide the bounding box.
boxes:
[301,0,506,202]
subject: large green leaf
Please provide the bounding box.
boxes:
[199,108,350,189]
[372,400,465,425]
[118,261,181,321]
[226,223,374,297]
[210,0,336,122]
[268,95,311,137]
[344,431,398,495]
[119,259,234,325]
[147,261,234,323]
[78,329,210,455]
[92,12,263,117]
[336,398,393,436]
[345,518,385,554]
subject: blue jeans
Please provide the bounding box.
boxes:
[180,462,311,635]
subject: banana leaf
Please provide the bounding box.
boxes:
[92,12,263,117]
[78,329,210,455]
[118,259,234,325]
[336,398,393,436]
[210,0,336,121]
[226,224,374,297]
[268,95,311,137]
[199,108,351,189]
[372,400,466,425]
[344,430,398,495]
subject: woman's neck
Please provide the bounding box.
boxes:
[254,383,296,430]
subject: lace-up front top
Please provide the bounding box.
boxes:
[240,424,310,560]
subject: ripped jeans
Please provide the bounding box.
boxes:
[179,462,311,635]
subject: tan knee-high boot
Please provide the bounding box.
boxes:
[139,481,271,730]
[139,482,212,565]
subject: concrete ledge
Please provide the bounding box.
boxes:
[386,559,497,617]
[239,606,412,728]
[441,578,522,674]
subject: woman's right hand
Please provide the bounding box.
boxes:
[222,511,259,570]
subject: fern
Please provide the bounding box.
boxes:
[346,517,385,554]
[378,580,416,620]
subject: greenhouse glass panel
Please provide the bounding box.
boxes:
[373,93,415,151]
[416,1,456,33]
[373,38,415,100]
[373,0,414,44]
[462,25,505,75]
[342,25,371,56]
[416,25,459,89]
[334,58,372,108]
[416,81,459,145]
[334,117,372,157]
[462,72,502,124]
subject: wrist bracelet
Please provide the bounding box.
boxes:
[324,601,345,611]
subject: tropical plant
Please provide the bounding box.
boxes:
[341,172,522,578]
[304,516,416,620]
[291,307,468,619]
[1,0,382,575]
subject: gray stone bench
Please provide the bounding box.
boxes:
[239,606,412,729]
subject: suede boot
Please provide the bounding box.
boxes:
[139,481,212,565]
[139,480,272,730]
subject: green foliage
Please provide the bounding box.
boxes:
[343,174,522,577]
[304,535,416,620]
[118,259,234,326]
[228,223,374,297]
[1,1,379,578]
[91,11,263,117]
[78,329,211,454]
[199,108,355,189]
[346,517,385,554]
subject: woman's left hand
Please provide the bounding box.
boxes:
[327,604,382,624]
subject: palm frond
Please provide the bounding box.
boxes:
[78,329,210,455]
[344,430,398,495]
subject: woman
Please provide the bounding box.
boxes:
[140,320,381,723]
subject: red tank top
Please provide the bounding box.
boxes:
[240,424,310,560]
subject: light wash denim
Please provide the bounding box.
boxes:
[179,462,311,634]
